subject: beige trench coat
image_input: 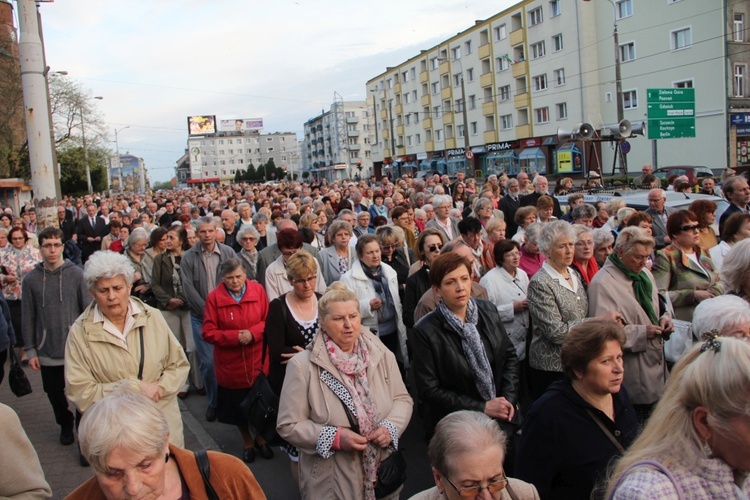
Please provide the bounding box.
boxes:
[277,329,413,500]
[65,298,190,447]
[587,260,670,405]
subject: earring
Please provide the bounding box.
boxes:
[165,453,169,463]
[702,441,713,458]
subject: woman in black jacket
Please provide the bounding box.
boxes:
[402,228,445,330]
[375,225,414,301]
[412,252,520,469]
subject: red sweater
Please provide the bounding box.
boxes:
[203,279,269,389]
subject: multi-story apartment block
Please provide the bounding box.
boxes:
[728,0,750,168]
[302,99,374,182]
[367,0,737,179]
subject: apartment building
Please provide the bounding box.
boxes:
[366,0,733,179]
[728,0,750,168]
[302,99,374,182]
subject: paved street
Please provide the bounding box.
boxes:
[1,356,433,498]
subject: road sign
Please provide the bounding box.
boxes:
[620,140,631,154]
[647,88,695,140]
[465,150,474,159]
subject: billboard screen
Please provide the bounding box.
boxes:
[188,115,216,135]
[219,118,264,132]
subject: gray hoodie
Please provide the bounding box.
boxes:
[21,259,92,365]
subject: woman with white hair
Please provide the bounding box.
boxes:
[720,238,750,304]
[124,227,155,305]
[592,227,615,268]
[518,223,546,278]
[68,388,265,499]
[605,337,750,498]
[65,251,190,449]
[692,295,750,340]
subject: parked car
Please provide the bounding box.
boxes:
[652,166,715,184]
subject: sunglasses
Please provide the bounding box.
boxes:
[679,224,700,232]
[427,244,443,253]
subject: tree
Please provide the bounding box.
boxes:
[152,180,174,191]
[245,163,256,181]
[0,28,26,179]
[302,171,310,180]
[234,169,243,183]
[256,164,266,182]
[58,145,108,195]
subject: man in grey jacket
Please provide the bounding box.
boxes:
[22,227,91,446]
[181,217,237,421]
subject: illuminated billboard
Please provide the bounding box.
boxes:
[219,118,264,132]
[188,115,216,135]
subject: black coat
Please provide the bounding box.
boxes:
[519,191,563,218]
[515,379,638,500]
[402,264,430,329]
[412,299,520,439]
[498,194,522,236]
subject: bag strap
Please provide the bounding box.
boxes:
[137,327,145,381]
[194,450,219,500]
[338,395,360,434]
[8,346,19,365]
[607,459,685,500]
[585,408,625,453]
[505,480,520,500]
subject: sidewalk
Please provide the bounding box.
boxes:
[0,358,215,498]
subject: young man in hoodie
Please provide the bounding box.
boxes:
[22,227,92,447]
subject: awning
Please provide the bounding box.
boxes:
[519,147,545,160]
[542,136,559,146]
[486,150,518,159]
[557,142,580,153]
[187,177,220,184]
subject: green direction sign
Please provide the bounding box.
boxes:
[647,88,695,139]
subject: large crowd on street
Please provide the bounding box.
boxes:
[1,167,750,499]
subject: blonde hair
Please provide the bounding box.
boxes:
[318,282,359,322]
[285,250,318,282]
[299,213,317,228]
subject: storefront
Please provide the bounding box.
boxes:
[731,113,750,167]
[445,148,467,175]
[518,138,547,174]
[483,141,519,176]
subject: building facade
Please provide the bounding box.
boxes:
[302,99,374,182]
[366,0,734,179]
[108,154,148,193]
[728,0,750,169]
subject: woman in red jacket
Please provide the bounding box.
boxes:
[203,258,271,464]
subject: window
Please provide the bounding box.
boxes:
[442,73,450,89]
[451,46,461,59]
[471,122,478,135]
[556,102,568,120]
[531,41,546,59]
[552,34,563,52]
[486,116,496,131]
[501,114,513,130]
[673,79,694,88]
[457,124,465,138]
[404,92,411,104]
[469,94,477,109]
[412,90,417,101]
[623,89,638,109]
[620,42,635,62]
[426,129,432,141]
[550,0,561,17]
[407,136,413,146]
[402,71,409,82]
[530,7,543,26]
[405,114,411,125]
[435,129,443,141]
[480,30,489,45]
[455,99,464,112]
[533,74,548,92]
[465,40,472,55]
[554,68,566,86]
[445,124,453,140]
[495,24,507,41]
[433,105,442,118]
[671,27,692,50]
[616,0,632,19]
[497,56,510,72]
[499,85,511,101]
[535,107,550,124]
[735,64,746,97]
[386,78,393,89]
[411,67,416,79]
[454,73,463,87]
[432,82,440,94]
[467,68,474,81]
[734,13,745,42]
[430,57,440,70]
[416,133,421,144]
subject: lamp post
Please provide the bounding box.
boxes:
[439,57,472,177]
[80,96,103,194]
[114,125,130,193]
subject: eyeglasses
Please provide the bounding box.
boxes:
[241,237,257,242]
[427,244,443,253]
[292,276,316,285]
[679,224,700,232]
[442,472,508,498]
[381,244,397,250]
[41,243,63,249]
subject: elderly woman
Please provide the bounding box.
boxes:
[377,225,414,299]
[527,221,622,400]
[252,212,275,251]
[481,216,507,271]
[693,294,750,341]
[606,337,750,498]
[688,199,718,250]
[593,227,615,268]
[710,212,750,270]
[512,206,538,245]
[237,224,260,280]
[277,283,413,500]
[536,195,556,224]
[473,197,496,232]
[480,240,530,362]
[202,258,272,463]
[68,389,265,499]
[517,321,638,500]
[318,220,355,285]
[391,206,417,251]
[652,210,722,322]
[571,224,600,287]
[720,238,750,303]
[0,227,41,364]
[368,191,388,222]
[403,228,445,330]
[411,410,539,500]
[265,229,326,302]
[65,251,190,448]
[589,227,674,425]
[518,223,546,278]
[124,227,155,305]
[300,213,325,249]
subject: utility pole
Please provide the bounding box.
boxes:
[459,74,472,177]
[17,0,56,229]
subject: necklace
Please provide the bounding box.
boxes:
[291,294,316,319]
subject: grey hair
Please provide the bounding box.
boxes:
[538,220,576,256]
[472,197,493,213]
[428,411,507,478]
[433,195,452,208]
[571,204,596,220]
[614,226,655,255]
[616,207,635,222]
[337,209,354,219]
[693,295,750,338]
[252,212,268,224]
[0,227,8,236]
[78,385,169,474]
[219,257,245,277]
[506,178,519,188]
[592,227,615,248]
[524,222,545,247]
[328,220,353,239]
[236,202,250,212]
[605,198,626,216]
[83,251,136,290]
[125,227,149,251]
[414,208,426,219]
[572,224,593,241]
[196,216,216,230]
[721,238,750,293]
[532,175,547,188]
[237,224,260,240]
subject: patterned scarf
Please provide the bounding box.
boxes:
[361,264,394,315]
[438,298,496,400]
[323,332,379,500]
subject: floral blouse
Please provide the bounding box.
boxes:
[0,245,42,300]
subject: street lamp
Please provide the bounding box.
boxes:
[114,125,130,193]
[438,57,472,177]
[81,96,103,194]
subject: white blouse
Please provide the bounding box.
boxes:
[479,266,530,360]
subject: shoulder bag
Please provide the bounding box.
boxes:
[194,449,219,500]
[239,329,280,445]
[8,347,32,397]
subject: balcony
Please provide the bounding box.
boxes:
[425,141,435,152]
[347,130,360,137]
[423,118,433,129]
[443,112,454,124]
[394,104,403,115]
[514,92,529,109]
[480,72,494,88]
[515,124,531,137]
[346,116,359,124]
[393,83,402,95]
[483,101,496,115]
[382,129,389,140]
[484,130,498,143]
[383,147,391,158]
[396,146,406,156]
[441,87,453,100]
[512,60,528,78]
[445,138,457,149]
[421,94,431,106]
[349,143,361,151]
[380,109,389,119]
[440,60,450,74]
[479,43,491,59]
[510,28,525,47]
[396,125,405,136]
[420,71,429,83]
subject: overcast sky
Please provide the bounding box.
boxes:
[33,0,516,183]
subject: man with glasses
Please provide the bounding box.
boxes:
[427,195,459,242]
[520,176,563,218]
[22,227,91,447]
[633,164,653,186]
[719,175,750,234]
[644,188,676,249]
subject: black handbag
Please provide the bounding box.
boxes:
[8,348,32,397]
[239,336,280,445]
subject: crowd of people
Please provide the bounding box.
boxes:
[1,167,750,499]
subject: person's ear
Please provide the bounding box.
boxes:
[431,467,446,494]
[692,406,712,441]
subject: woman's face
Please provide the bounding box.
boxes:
[435,264,472,312]
[709,414,750,473]
[737,221,750,242]
[489,223,506,243]
[140,213,151,226]
[321,300,361,353]
[524,240,540,255]
[155,234,168,252]
[254,220,267,234]
[221,266,246,294]
[501,246,521,272]
[0,232,7,247]
[538,206,554,222]
[94,443,169,500]
[10,232,25,249]
[434,444,507,500]
[638,221,653,236]
[360,241,381,268]
[594,242,614,265]
[380,239,396,259]
[186,230,198,247]
[333,230,351,250]
[574,232,594,262]
[619,243,652,274]
[574,339,624,397]
[317,212,328,226]
[291,273,317,300]
[92,275,132,322]
[130,239,147,256]
[673,219,700,249]
[240,233,257,252]
[165,231,180,252]
[547,235,575,268]
[422,235,443,265]
[477,204,493,221]
[704,211,716,225]
[523,213,536,228]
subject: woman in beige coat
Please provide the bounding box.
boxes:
[277,283,413,500]
[65,251,190,448]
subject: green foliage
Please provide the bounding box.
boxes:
[245,163,257,181]
[256,164,266,181]
[152,180,174,190]
[302,171,310,179]
[57,145,108,195]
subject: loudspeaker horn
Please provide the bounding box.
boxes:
[557,127,576,141]
[577,122,595,139]
[611,119,631,138]
[630,121,645,136]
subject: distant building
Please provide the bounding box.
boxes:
[175,151,190,189]
[108,154,148,193]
